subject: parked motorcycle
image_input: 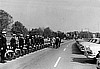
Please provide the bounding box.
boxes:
[5,45,15,60]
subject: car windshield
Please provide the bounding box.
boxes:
[92,39,97,43]
[90,39,93,42]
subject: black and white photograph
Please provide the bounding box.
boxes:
[0,0,100,69]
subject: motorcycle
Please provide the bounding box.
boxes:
[14,46,21,58]
[5,45,15,60]
[22,45,28,55]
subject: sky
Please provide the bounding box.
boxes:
[0,0,100,33]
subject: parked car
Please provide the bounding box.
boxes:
[76,39,87,52]
[84,38,100,58]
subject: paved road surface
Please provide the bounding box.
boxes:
[0,40,96,69]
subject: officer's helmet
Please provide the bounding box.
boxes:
[20,34,23,37]
[13,34,16,37]
[2,31,6,34]
[32,36,34,38]
[26,35,29,37]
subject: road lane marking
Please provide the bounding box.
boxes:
[67,43,71,47]
[54,57,61,67]
[63,48,66,51]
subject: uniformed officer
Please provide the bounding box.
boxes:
[1,31,7,63]
[58,37,61,47]
[0,35,3,62]
[39,36,43,49]
[34,35,39,46]
[51,37,56,48]
[34,35,39,50]
[18,34,24,55]
[55,37,59,48]
[10,34,16,52]
[31,36,35,47]
[41,36,44,45]
[25,35,30,52]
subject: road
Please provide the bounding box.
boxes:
[0,40,96,69]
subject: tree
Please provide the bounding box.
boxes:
[44,27,52,37]
[0,10,13,33]
[29,27,44,36]
[11,21,28,36]
[57,31,65,39]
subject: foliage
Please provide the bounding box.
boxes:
[29,27,66,39]
[0,10,13,33]
[11,21,28,36]
[43,27,52,37]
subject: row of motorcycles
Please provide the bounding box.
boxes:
[4,40,61,61]
[4,43,47,61]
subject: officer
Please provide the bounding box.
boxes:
[34,35,39,46]
[34,35,39,50]
[0,35,3,62]
[41,36,44,45]
[10,34,16,52]
[55,37,59,48]
[25,35,30,52]
[0,31,7,63]
[52,37,56,48]
[39,36,44,49]
[18,34,24,55]
[31,36,35,47]
[58,37,61,47]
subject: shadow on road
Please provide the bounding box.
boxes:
[72,58,95,64]
[72,43,96,64]
[72,43,83,55]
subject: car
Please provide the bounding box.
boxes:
[84,38,100,58]
[76,39,88,52]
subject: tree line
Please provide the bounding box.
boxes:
[0,10,65,38]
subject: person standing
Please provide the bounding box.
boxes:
[10,34,16,52]
[18,34,24,55]
[31,36,35,48]
[0,32,7,63]
[25,35,30,52]
[55,37,59,48]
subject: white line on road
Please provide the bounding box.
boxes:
[54,57,61,67]
[63,48,66,51]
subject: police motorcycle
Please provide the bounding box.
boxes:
[38,36,44,50]
[29,36,35,53]
[12,36,23,58]
[5,35,21,59]
[16,35,27,57]
[5,43,15,60]
[54,37,60,49]
[14,45,21,58]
